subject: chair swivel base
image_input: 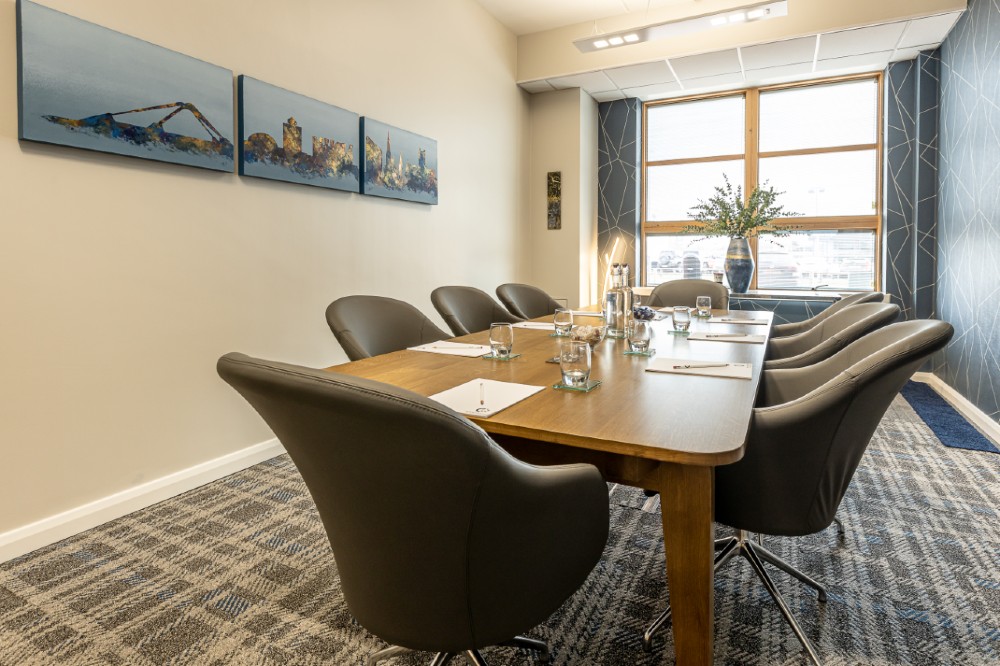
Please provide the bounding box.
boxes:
[366,635,551,666]
[641,531,826,666]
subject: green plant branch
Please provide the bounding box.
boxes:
[684,174,799,239]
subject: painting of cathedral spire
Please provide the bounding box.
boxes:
[238,76,359,191]
[360,117,438,204]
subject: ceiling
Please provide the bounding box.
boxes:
[474,1,963,102]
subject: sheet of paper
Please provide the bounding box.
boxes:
[407,341,492,357]
[429,378,546,417]
[656,306,675,313]
[568,310,606,318]
[513,322,555,331]
[707,317,769,326]
[645,357,752,379]
[687,332,766,344]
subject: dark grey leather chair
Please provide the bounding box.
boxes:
[771,291,884,338]
[646,278,729,310]
[217,353,609,666]
[496,283,563,320]
[642,319,954,664]
[431,286,523,336]
[765,302,900,370]
[325,295,450,361]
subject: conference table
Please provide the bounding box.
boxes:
[327,308,773,665]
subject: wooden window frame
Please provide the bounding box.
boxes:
[640,72,884,291]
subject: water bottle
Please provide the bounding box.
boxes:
[605,264,625,338]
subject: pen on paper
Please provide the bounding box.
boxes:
[429,344,482,349]
[673,363,729,369]
[706,334,747,338]
[480,382,485,406]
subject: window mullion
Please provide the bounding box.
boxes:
[745,88,760,290]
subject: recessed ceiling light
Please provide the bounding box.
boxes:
[747,8,767,19]
[594,39,610,48]
[710,16,728,27]
[728,12,746,23]
[623,33,640,43]
[608,36,625,46]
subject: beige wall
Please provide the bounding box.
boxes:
[526,88,598,307]
[0,0,529,535]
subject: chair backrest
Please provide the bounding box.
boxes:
[496,283,562,319]
[717,319,954,536]
[217,353,608,652]
[431,286,523,336]
[325,295,450,361]
[646,279,730,310]
[771,291,884,338]
[765,302,900,369]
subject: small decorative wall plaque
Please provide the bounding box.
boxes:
[547,171,561,229]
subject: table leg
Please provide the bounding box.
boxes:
[659,463,714,665]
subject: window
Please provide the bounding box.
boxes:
[642,75,882,291]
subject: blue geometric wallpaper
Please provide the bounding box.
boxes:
[934,0,1000,424]
[597,99,641,288]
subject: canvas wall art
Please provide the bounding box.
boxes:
[238,77,359,191]
[16,0,234,172]
[547,171,562,230]
[360,118,438,204]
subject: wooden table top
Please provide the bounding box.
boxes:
[327,309,772,467]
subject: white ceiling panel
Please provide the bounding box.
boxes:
[891,44,941,62]
[815,50,892,72]
[518,79,556,93]
[679,71,746,93]
[668,49,742,81]
[590,90,628,103]
[604,61,675,89]
[898,12,962,48]
[547,71,618,93]
[622,80,683,99]
[743,62,815,85]
[817,22,907,60]
[740,36,818,70]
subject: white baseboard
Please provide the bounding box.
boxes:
[0,438,285,564]
[911,372,1000,445]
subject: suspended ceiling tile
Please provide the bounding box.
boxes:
[817,22,907,60]
[519,79,556,93]
[547,70,618,93]
[678,71,746,94]
[621,80,683,99]
[668,49,742,81]
[591,90,628,103]
[604,61,675,89]
[898,12,962,48]
[743,62,815,85]
[740,36,818,70]
[815,50,892,72]
[891,44,941,62]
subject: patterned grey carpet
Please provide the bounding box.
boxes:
[1,396,998,665]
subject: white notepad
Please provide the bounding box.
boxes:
[429,378,545,417]
[707,317,769,326]
[645,358,752,379]
[687,332,766,344]
[568,311,606,318]
[513,322,555,331]
[407,341,492,357]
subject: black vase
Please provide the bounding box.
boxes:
[724,237,754,293]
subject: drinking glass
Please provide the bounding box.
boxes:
[559,340,591,387]
[696,296,712,318]
[672,306,691,332]
[489,322,514,358]
[553,308,573,336]
[627,320,652,352]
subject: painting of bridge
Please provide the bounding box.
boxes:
[17,0,234,172]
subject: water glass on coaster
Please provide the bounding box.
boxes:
[696,296,712,318]
[625,320,653,355]
[553,308,573,337]
[672,306,691,334]
[488,322,514,359]
[559,340,591,387]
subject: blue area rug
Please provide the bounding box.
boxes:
[901,380,1000,453]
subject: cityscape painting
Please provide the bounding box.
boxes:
[360,118,438,204]
[238,76,359,191]
[16,0,234,172]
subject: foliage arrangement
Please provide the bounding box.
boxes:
[686,175,797,239]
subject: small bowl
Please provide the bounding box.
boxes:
[570,323,608,350]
